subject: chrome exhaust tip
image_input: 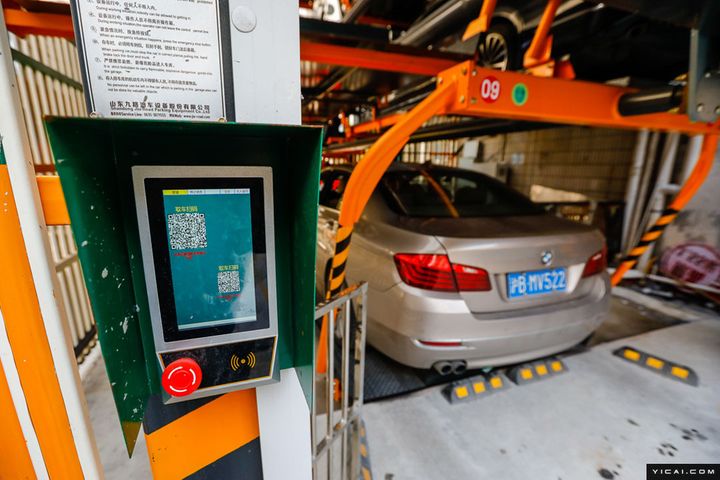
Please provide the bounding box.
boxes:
[451,360,467,375]
[432,361,454,376]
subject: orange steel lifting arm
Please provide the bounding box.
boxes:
[315,79,458,374]
[610,133,719,285]
[336,79,458,230]
[462,0,560,69]
[523,0,560,68]
[462,0,497,41]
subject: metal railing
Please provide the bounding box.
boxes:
[9,32,97,363]
[312,282,368,480]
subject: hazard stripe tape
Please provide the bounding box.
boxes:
[329,226,353,296]
[360,420,373,480]
[656,214,677,226]
[331,262,347,280]
[618,207,680,266]
[185,437,263,479]
[331,246,349,268]
[642,230,663,241]
[335,226,353,250]
[613,346,698,386]
[144,390,261,479]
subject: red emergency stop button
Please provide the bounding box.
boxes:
[162,358,202,397]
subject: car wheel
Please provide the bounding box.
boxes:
[477,22,520,71]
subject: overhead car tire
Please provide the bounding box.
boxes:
[477,22,520,71]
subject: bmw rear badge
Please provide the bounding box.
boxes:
[541,250,553,266]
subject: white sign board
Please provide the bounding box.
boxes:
[71,0,229,121]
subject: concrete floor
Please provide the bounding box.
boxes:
[363,314,720,480]
[82,292,718,479]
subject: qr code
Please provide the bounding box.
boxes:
[167,213,207,250]
[217,270,241,293]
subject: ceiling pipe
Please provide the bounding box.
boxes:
[617,86,684,116]
[342,0,375,24]
[395,0,485,47]
[325,119,559,152]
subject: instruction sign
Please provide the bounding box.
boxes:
[70,0,228,120]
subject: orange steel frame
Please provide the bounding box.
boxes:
[0,166,86,478]
[2,8,74,39]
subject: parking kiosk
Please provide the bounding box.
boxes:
[133,166,279,401]
[46,119,322,478]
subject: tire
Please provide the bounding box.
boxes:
[477,22,520,71]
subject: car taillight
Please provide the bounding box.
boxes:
[582,245,607,278]
[452,263,491,291]
[394,254,456,291]
[394,254,491,292]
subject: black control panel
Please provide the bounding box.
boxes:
[159,337,276,389]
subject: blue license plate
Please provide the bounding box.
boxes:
[507,268,567,298]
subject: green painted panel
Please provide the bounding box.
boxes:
[45,118,322,451]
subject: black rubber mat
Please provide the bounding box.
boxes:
[360,295,691,402]
[363,346,483,403]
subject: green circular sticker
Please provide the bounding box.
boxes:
[512,83,529,106]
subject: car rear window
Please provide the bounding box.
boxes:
[380,168,544,217]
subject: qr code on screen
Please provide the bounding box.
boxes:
[217,270,241,293]
[167,213,207,250]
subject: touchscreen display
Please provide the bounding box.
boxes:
[162,188,256,331]
[143,176,270,343]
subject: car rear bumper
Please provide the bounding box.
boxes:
[366,275,610,369]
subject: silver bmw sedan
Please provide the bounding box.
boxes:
[316,163,610,375]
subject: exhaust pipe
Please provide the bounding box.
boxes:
[451,361,467,375]
[432,361,454,376]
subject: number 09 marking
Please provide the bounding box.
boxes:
[480,76,501,103]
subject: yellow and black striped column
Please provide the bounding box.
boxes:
[612,207,679,285]
[316,224,353,374]
[627,209,677,262]
[328,225,354,298]
[612,133,718,286]
[143,390,262,479]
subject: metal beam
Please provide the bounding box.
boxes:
[326,118,558,152]
[441,61,720,134]
[3,8,74,39]
[300,40,457,76]
[299,17,391,44]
